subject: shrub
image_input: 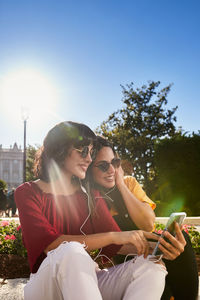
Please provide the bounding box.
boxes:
[0,220,27,257]
[182,224,200,255]
[0,219,199,257]
[155,222,200,255]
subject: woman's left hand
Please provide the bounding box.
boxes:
[158,222,186,260]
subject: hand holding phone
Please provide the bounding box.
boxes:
[152,212,186,257]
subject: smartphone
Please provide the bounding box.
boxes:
[152,212,187,256]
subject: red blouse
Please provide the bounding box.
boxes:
[15,182,121,273]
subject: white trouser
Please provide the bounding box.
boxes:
[24,242,167,300]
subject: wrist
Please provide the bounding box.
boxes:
[110,231,118,244]
[116,181,126,192]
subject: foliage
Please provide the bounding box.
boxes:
[0,179,7,190]
[0,219,199,262]
[153,132,200,216]
[26,144,40,181]
[0,220,27,257]
[184,225,200,255]
[155,223,200,255]
[97,81,177,195]
[154,222,165,233]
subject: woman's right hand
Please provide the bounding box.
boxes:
[115,166,125,189]
[112,230,160,258]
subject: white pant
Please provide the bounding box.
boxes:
[24,242,167,300]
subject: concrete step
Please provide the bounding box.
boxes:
[0,278,28,300]
[0,277,200,300]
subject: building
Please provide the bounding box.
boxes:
[0,143,23,190]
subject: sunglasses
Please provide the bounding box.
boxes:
[94,158,121,172]
[73,146,96,160]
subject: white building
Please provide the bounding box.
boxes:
[0,143,23,190]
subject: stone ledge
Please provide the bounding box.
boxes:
[156,216,200,226]
[2,216,200,225]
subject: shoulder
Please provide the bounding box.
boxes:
[124,176,138,189]
[15,181,36,194]
[123,176,156,209]
[124,176,144,195]
[15,182,40,203]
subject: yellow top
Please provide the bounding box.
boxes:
[109,176,156,217]
[124,176,156,210]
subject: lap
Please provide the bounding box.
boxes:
[97,255,167,300]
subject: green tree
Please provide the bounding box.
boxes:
[26,144,40,181]
[154,132,200,216]
[97,81,178,194]
[0,179,7,190]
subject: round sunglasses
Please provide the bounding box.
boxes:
[94,158,121,172]
[73,146,96,160]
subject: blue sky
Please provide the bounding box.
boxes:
[0,0,200,148]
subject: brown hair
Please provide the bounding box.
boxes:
[83,136,116,215]
[34,121,96,182]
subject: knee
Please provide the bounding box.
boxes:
[63,241,86,256]
[145,260,167,286]
[134,256,167,280]
[56,241,87,263]
[53,242,95,276]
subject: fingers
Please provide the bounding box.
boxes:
[132,231,149,257]
[148,241,157,254]
[138,231,149,258]
[115,166,124,181]
[164,226,186,250]
[158,229,185,260]
[129,231,143,256]
[158,242,181,260]
[144,238,149,258]
[118,165,124,174]
[174,222,186,244]
[117,230,151,257]
[143,231,160,242]
[121,231,148,257]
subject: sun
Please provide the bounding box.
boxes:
[0,68,60,125]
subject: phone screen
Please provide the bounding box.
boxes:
[152,212,186,257]
[167,220,179,236]
[166,213,185,236]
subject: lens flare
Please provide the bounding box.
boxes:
[48,159,79,220]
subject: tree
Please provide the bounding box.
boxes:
[97,81,178,195]
[26,144,40,181]
[154,132,200,216]
[0,179,7,191]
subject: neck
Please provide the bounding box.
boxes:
[36,173,80,196]
[52,178,79,196]
[93,181,116,194]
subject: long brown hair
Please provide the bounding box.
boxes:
[83,136,116,215]
[34,121,96,182]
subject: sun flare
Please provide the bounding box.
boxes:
[0,68,60,124]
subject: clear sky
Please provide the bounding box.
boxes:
[0,0,200,149]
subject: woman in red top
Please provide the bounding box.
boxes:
[15,121,167,300]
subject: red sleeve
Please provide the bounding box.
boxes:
[15,183,61,273]
[91,190,122,260]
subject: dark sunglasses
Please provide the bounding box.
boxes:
[94,158,121,172]
[73,146,96,160]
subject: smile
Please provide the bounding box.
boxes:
[79,164,88,172]
[104,176,115,181]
